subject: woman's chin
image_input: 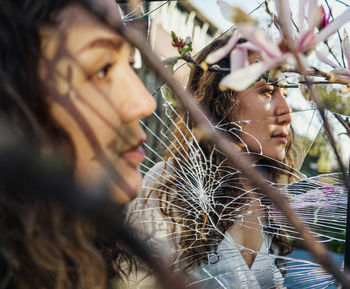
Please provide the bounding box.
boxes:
[109,168,143,204]
[269,152,285,162]
[261,146,286,162]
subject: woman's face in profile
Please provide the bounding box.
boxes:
[235,79,292,161]
[40,2,156,203]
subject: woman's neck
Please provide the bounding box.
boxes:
[227,189,266,268]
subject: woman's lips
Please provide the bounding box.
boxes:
[271,135,288,144]
[120,145,145,164]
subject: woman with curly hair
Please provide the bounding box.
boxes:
[0,0,161,288]
[128,35,297,288]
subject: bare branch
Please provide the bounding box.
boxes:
[324,0,346,68]
[84,0,350,286]
[183,54,350,87]
[334,113,350,136]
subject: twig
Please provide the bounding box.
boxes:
[298,80,341,85]
[183,52,350,86]
[84,0,350,286]
[334,0,350,7]
[334,113,350,136]
[310,85,348,178]
[325,39,343,68]
[277,81,342,88]
[324,0,346,68]
[283,67,350,86]
[181,54,230,72]
[264,0,281,32]
[182,54,350,87]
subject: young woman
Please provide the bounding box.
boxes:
[0,0,157,288]
[128,36,296,288]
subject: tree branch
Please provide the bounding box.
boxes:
[83,0,350,286]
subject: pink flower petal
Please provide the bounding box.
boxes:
[230,47,248,71]
[219,57,286,91]
[298,0,307,33]
[308,0,322,29]
[238,42,261,52]
[297,29,316,52]
[315,50,338,68]
[275,0,295,49]
[315,8,350,44]
[217,0,235,22]
[205,31,240,65]
[341,30,350,69]
[217,0,255,24]
[237,23,282,59]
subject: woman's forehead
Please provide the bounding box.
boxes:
[57,1,121,29]
[42,3,124,57]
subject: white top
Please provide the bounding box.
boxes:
[127,161,285,289]
[191,232,284,289]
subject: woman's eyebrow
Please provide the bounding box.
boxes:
[254,80,270,89]
[78,37,125,54]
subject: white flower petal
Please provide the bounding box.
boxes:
[217,0,235,22]
[205,32,240,64]
[275,0,294,48]
[298,0,307,33]
[237,23,282,59]
[308,0,322,29]
[219,58,284,91]
[238,42,261,52]
[296,29,315,52]
[315,50,338,68]
[230,47,248,71]
[217,0,255,24]
[341,30,350,69]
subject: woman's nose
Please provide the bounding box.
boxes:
[119,68,156,123]
[274,89,292,125]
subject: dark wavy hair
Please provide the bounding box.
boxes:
[0,1,135,288]
[154,35,295,270]
[0,0,78,160]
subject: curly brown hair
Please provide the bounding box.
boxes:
[153,35,296,271]
[0,1,136,288]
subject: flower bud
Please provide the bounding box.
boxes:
[318,5,331,30]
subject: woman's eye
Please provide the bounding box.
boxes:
[95,63,113,79]
[262,88,274,98]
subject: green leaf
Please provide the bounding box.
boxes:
[171,31,178,42]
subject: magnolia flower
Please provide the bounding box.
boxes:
[277,0,345,53]
[206,0,350,91]
[316,30,350,82]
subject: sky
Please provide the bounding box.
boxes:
[189,0,264,31]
